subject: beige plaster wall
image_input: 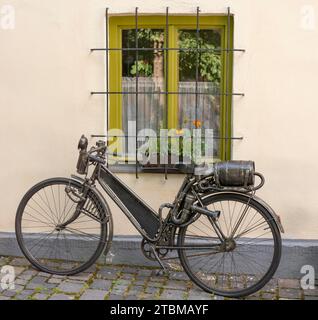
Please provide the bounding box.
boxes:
[0,0,317,239]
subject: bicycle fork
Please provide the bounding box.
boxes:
[55,184,88,230]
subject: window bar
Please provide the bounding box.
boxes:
[195,7,200,162]
[105,7,109,168]
[164,7,169,180]
[225,7,231,160]
[135,7,139,178]
[89,7,246,176]
[91,134,243,140]
[91,91,244,96]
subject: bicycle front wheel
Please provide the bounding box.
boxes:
[15,178,109,275]
[178,192,281,298]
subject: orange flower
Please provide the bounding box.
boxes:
[192,120,202,128]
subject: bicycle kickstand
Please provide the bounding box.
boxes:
[149,244,169,276]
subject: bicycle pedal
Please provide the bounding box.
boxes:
[155,269,169,277]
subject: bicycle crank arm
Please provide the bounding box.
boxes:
[191,205,220,219]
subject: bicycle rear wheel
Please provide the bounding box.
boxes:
[178,192,281,298]
[15,178,109,275]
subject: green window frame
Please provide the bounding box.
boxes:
[108,14,233,162]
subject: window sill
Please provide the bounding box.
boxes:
[108,163,187,174]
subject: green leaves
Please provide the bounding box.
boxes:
[130,60,153,77]
[178,31,221,84]
[127,28,221,83]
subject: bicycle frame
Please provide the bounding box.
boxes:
[65,160,284,270]
[65,161,221,270]
[79,162,222,249]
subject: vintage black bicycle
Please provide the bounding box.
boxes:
[15,135,284,298]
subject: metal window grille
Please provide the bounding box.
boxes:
[91,7,245,179]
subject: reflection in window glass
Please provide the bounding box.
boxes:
[178,29,222,159]
[121,29,165,145]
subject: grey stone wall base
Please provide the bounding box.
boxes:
[1,232,317,279]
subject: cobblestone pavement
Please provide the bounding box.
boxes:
[0,256,317,300]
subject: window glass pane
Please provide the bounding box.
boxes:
[121,29,165,160]
[178,29,222,160]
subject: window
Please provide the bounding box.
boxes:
[108,15,233,171]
